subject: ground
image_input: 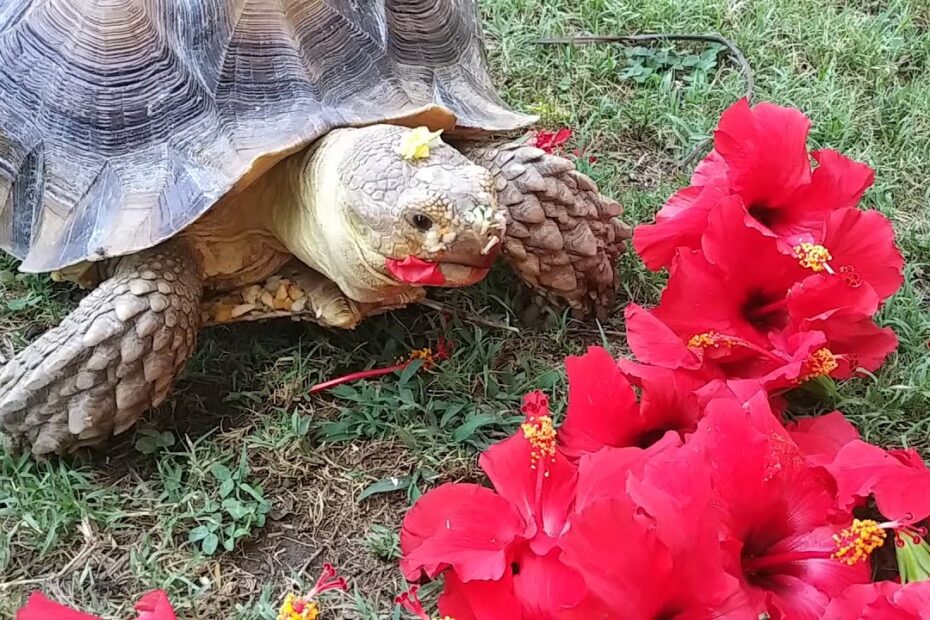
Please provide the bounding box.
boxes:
[1,0,929,618]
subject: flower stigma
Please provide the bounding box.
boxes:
[894,525,930,584]
[832,519,887,566]
[793,243,834,274]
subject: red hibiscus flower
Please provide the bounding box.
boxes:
[690,395,871,619]
[560,433,742,618]
[824,581,930,619]
[654,201,811,346]
[626,298,845,392]
[17,591,176,620]
[532,128,573,154]
[634,100,876,271]
[400,392,586,619]
[557,346,704,456]
[639,201,892,381]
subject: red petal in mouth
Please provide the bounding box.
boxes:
[385,256,447,285]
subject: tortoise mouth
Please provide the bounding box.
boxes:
[384,254,494,287]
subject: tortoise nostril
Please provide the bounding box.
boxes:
[410,213,433,231]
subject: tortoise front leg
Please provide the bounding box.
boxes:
[0,239,203,455]
[457,138,631,321]
[201,261,421,329]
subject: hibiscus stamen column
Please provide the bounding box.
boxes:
[793,243,835,275]
[832,519,888,565]
[799,348,839,382]
[793,241,865,287]
[521,392,558,477]
[743,519,894,576]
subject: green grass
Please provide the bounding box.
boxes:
[1,0,930,617]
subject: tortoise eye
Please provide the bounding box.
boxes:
[411,213,434,231]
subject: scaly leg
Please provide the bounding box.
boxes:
[457,138,631,321]
[0,239,203,455]
[201,260,419,329]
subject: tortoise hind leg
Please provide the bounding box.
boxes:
[201,260,415,329]
[456,138,632,322]
[0,239,203,455]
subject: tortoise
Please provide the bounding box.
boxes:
[0,0,630,455]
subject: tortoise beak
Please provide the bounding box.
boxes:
[435,213,505,268]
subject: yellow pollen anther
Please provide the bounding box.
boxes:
[832,519,887,566]
[278,594,320,620]
[397,127,444,160]
[521,415,557,471]
[403,347,437,367]
[800,348,839,382]
[687,331,736,349]
[793,243,833,272]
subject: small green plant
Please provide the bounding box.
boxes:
[134,428,176,454]
[619,44,726,85]
[364,524,401,561]
[187,452,271,555]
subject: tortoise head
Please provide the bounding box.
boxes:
[278,124,506,303]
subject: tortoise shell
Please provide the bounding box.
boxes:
[0,0,534,273]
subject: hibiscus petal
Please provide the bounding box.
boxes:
[438,570,523,620]
[653,248,760,344]
[16,592,103,620]
[624,304,701,370]
[779,149,876,241]
[892,581,930,616]
[761,526,870,619]
[786,411,861,465]
[621,362,706,446]
[702,200,809,289]
[479,430,577,555]
[633,186,737,271]
[826,440,930,525]
[385,256,446,285]
[711,99,813,212]
[573,435,682,512]
[823,582,926,620]
[822,207,904,301]
[512,551,588,619]
[558,346,640,457]
[692,399,837,545]
[787,272,881,320]
[400,483,525,582]
[562,490,737,618]
[756,329,829,390]
[134,590,177,620]
[560,496,673,618]
[691,149,729,186]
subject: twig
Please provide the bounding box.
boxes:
[537,32,755,169]
[416,298,520,334]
